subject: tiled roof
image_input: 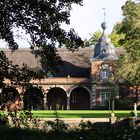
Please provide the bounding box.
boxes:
[2,47,125,77]
[93,22,118,60]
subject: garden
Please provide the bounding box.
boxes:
[0,109,140,140]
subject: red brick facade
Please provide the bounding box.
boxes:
[2,49,140,110]
[2,22,139,110]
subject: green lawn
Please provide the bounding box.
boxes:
[31,110,140,118]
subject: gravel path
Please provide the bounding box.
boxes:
[40,118,110,127]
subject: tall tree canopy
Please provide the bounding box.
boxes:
[108,23,125,48]
[84,31,102,47]
[84,26,125,48]
[112,0,140,86]
[0,0,84,73]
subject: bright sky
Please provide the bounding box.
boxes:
[0,0,128,48]
[68,0,128,40]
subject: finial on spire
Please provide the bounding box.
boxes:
[101,22,107,30]
[101,8,107,30]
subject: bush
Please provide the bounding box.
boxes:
[43,118,69,132]
[1,119,140,140]
[0,110,40,129]
[42,110,69,132]
[115,99,134,110]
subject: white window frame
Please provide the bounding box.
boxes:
[100,70,110,79]
[100,92,108,106]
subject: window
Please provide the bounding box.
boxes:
[100,70,110,79]
[100,92,108,106]
[98,63,112,81]
[71,92,76,102]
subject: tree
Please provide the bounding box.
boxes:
[0,51,45,84]
[0,50,47,108]
[118,0,140,56]
[0,86,20,108]
[84,31,102,47]
[23,87,44,110]
[0,0,84,73]
[108,23,125,48]
[112,0,140,100]
[84,27,125,48]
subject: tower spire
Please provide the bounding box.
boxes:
[93,8,118,60]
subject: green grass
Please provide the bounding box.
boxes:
[31,110,140,118]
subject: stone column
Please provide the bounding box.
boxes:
[91,85,96,109]
[67,96,70,110]
[115,85,119,99]
[134,103,137,118]
[43,94,47,110]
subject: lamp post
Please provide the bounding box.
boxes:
[0,81,3,93]
[0,70,4,94]
[111,98,115,117]
[0,82,3,109]
[0,87,2,93]
[134,103,137,119]
[109,83,116,117]
[109,97,115,117]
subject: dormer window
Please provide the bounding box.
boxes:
[102,49,106,53]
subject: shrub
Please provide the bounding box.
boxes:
[115,99,134,110]
[0,110,41,129]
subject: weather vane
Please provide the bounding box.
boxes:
[102,8,106,23]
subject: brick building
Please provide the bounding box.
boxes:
[2,22,139,110]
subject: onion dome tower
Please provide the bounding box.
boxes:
[90,21,119,109]
[93,22,118,60]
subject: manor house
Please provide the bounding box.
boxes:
[3,22,139,110]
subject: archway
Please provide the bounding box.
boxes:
[70,87,90,110]
[47,87,67,110]
[0,86,20,106]
[23,87,44,110]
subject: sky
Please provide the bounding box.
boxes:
[0,0,128,48]
[68,0,128,40]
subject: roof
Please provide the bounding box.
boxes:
[1,47,125,78]
[93,22,118,61]
[55,48,92,77]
